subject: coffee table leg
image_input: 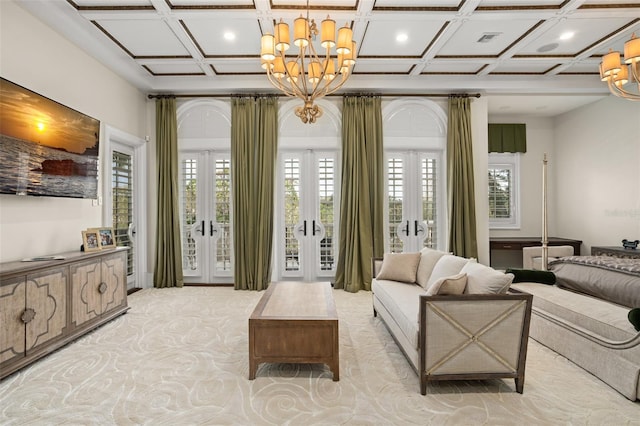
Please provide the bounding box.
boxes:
[249,358,256,380]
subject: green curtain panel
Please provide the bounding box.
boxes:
[153,97,184,288]
[335,95,384,293]
[447,96,478,259]
[488,123,527,153]
[231,97,278,291]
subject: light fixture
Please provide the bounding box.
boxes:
[599,33,640,101]
[260,0,356,123]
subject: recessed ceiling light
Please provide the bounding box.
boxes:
[396,33,408,43]
[559,32,574,41]
[224,32,236,41]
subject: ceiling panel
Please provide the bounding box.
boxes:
[72,0,152,5]
[168,0,254,6]
[422,62,485,73]
[373,0,460,7]
[353,61,413,73]
[477,0,562,7]
[212,60,264,74]
[437,19,542,56]
[490,61,557,73]
[145,63,205,75]
[518,18,635,56]
[360,20,445,57]
[182,17,261,56]
[94,19,191,56]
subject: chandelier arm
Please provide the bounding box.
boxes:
[606,77,640,100]
[265,70,298,98]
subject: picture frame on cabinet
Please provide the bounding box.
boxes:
[82,230,101,252]
[92,227,116,249]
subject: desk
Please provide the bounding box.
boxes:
[490,237,582,268]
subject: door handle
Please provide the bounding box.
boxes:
[303,220,307,236]
[414,220,419,236]
[312,220,316,236]
[403,220,409,236]
[199,220,205,236]
[210,220,217,236]
[127,223,136,241]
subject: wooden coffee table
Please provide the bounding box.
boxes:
[248,281,339,381]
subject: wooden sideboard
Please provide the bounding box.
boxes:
[591,246,640,259]
[489,237,582,268]
[0,248,128,380]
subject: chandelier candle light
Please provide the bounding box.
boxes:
[599,33,640,101]
[260,1,356,123]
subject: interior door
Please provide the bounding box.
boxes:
[179,151,232,284]
[278,150,338,282]
[386,151,440,253]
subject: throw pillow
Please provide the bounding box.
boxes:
[376,252,421,284]
[426,255,469,288]
[461,262,514,294]
[506,268,556,285]
[629,308,640,332]
[425,273,468,296]
[416,247,447,289]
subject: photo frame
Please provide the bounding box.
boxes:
[91,227,117,249]
[82,230,101,252]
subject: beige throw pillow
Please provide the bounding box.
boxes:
[425,273,468,296]
[376,252,421,284]
[415,248,447,289]
[426,254,470,288]
[461,262,514,294]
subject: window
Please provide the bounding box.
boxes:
[488,153,520,229]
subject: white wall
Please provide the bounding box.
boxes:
[554,96,640,254]
[487,115,557,239]
[0,1,147,262]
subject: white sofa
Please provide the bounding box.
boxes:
[371,249,533,395]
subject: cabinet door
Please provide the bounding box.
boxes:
[25,267,67,353]
[0,278,26,366]
[101,251,126,314]
[70,259,103,326]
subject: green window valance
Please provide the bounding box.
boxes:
[488,123,527,153]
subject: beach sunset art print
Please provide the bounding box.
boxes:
[0,78,100,198]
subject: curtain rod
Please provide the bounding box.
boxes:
[147,93,482,99]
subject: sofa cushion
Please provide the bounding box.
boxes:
[425,273,468,296]
[376,252,421,283]
[416,248,448,289]
[462,262,514,294]
[372,279,421,349]
[426,255,469,288]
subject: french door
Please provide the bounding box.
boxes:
[386,151,440,253]
[105,126,146,291]
[179,151,232,284]
[277,150,339,282]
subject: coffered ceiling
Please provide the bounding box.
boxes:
[15,0,640,114]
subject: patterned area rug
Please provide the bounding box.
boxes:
[1,287,638,425]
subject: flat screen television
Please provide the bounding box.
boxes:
[0,77,100,199]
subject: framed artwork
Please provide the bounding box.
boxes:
[91,227,116,249]
[0,78,100,198]
[82,230,101,252]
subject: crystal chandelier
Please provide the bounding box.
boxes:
[260,1,356,123]
[599,33,640,101]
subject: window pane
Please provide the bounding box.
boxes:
[284,158,300,271]
[387,158,403,253]
[318,158,334,272]
[488,168,512,219]
[215,159,231,272]
[181,158,198,271]
[421,157,437,249]
[112,151,133,276]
